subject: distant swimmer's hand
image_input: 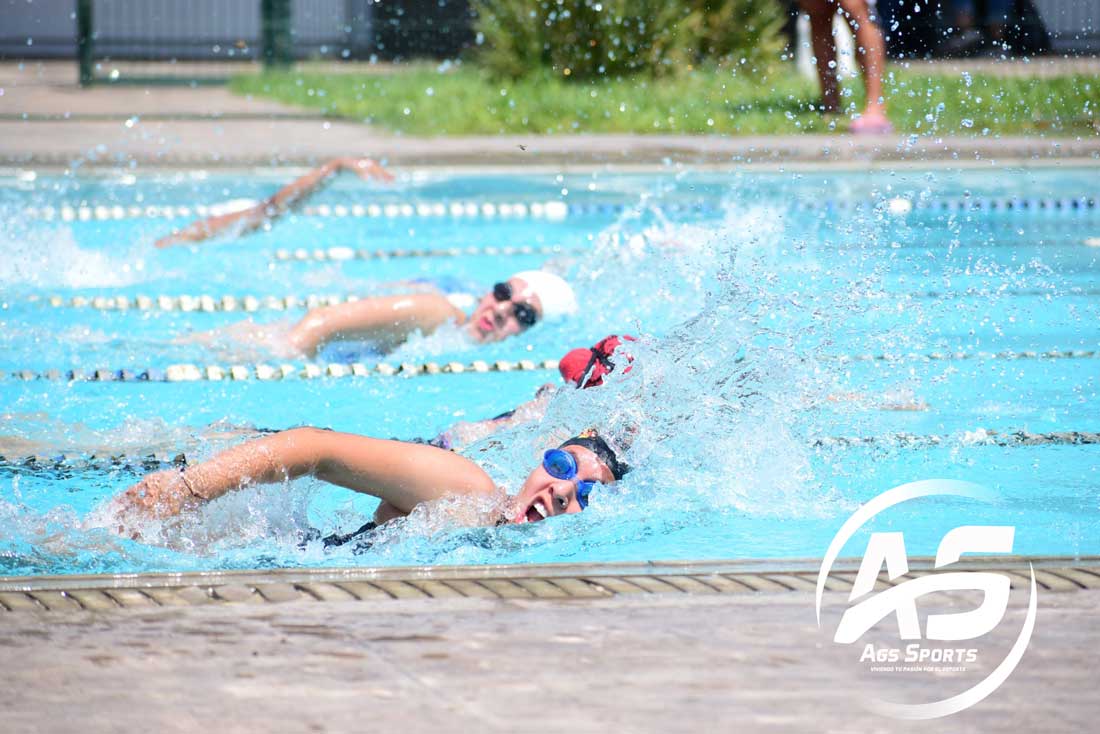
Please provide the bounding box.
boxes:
[154,221,211,248]
[337,157,394,183]
[154,230,188,249]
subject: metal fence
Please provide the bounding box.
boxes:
[1032,0,1100,53]
[72,0,378,84]
[0,0,1096,83]
[1,0,474,85]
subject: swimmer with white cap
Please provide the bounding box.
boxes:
[271,269,577,356]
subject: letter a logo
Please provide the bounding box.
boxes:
[834,526,1015,644]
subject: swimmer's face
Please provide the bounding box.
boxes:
[466,276,542,344]
[511,445,614,524]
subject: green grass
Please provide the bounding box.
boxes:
[230,64,1099,137]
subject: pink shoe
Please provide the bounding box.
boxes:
[849,112,894,135]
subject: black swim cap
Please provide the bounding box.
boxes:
[558,430,630,480]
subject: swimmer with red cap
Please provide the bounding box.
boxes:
[432,335,637,450]
[558,334,637,388]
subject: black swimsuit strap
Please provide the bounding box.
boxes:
[321,520,378,548]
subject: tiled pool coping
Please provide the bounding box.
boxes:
[3,555,1097,613]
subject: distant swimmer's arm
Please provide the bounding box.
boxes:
[112,428,496,524]
[438,386,555,450]
[154,157,393,248]
[285,293,466,356]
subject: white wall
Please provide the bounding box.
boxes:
[1032,0,1100,53]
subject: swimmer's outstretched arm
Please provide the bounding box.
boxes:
[286,293,466,356]
[112,428,496,526]
[154,157,393,248]
[438,385,555,450]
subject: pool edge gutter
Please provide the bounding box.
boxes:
[2,555,1098,612]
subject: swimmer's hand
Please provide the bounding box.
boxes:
[112,470,204,531]
[333,157,395,183]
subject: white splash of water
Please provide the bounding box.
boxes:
[0,224,146,289]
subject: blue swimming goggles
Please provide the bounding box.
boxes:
[542,448,600,509]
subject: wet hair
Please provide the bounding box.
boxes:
[558,430,630,480]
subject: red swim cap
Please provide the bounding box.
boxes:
[558,334,636,388]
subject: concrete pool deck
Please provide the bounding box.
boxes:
[2,557,1098,732]
[2,61,1099,168]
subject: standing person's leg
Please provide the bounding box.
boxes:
[953,0,978,32]
[799,0,841,112]
[837,0,892,131]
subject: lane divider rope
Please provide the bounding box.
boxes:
[812,428,1100,449]
[1,359,561,383]
[21,200,575,222]
[37,293,366,312]
[18,195,1099,223]
[5,429,1097,473]
[904,287,1100,299]
[820,347,1099,363]
[271,244,584,263]
[2,347,1097,385]
[36,288,1100,313]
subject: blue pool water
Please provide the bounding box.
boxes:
[1,166,1098,576]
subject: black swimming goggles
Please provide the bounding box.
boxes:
[493,281,539,328]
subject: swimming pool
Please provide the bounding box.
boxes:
[1,165,1098,576]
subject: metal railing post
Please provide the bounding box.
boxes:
[76,0,94,86]
[262,0,294,70]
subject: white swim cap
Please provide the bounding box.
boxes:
[207,199,258,217]
[512,270,578,320]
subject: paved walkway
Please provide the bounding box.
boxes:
[1,581,1094,733]
[1,559,1097,732]
[2,61,1098,167]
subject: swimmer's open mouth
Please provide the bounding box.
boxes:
[521,499,549,523]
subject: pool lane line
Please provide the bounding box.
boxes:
[271,244,585,262]
[18,195,1099,223]
[822,347,1099,363]
[903,287,1100,299]
[0,358,561,383]
[0,453,186,472]
[35,287,1100,313]
[3,556,1099,613]
[20,200,575,223]
[811,429,1100,449]
[3,347,1099,384]
[5,429,1097,474]
[38,293,366,313]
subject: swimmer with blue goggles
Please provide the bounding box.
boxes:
[113,427,630,537]
[512,431,630,523]
[542,449,600,509]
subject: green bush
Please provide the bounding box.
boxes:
[472,0,787,80]
[682,0,788,68]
